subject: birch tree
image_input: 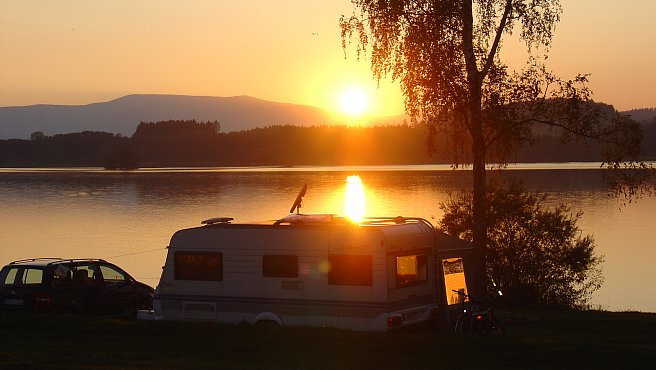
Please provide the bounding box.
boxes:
[341,0,652,288]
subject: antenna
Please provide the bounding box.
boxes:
[289,184,307,214]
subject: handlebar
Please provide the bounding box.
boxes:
[451,289,489,305]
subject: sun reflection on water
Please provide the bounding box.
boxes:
[344,175,365,222]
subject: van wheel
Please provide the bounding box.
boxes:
[137,299,153,311]
[61,308,76,318]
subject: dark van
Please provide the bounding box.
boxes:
[0,258,153,317]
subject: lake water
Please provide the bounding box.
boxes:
[1,164,654,312]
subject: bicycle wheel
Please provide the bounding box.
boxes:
[453,313,465,335]
[488,313,505,336]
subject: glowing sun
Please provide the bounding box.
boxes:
[338,87,370,116]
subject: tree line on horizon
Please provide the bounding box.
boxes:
[0,119,654,168]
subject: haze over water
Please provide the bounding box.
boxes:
[1,165,654,312]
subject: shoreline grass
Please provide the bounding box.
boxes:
[1,310,654,369]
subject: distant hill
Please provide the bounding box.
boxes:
[1,94,651,140]
[624,107,656,124]
[0,94,340,139]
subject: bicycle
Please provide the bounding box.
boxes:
[452,289,505,336]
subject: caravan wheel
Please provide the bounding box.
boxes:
[255,320,281,329]
[252,312,283,327]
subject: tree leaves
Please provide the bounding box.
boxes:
[438,181,604,309]
[342,1,654,286]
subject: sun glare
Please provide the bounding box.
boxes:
[339,87,369,116]
[344,175,365,222]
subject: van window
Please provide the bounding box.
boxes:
[396,254,428,288]
[1,267,19,286]
[52,264,72,286]
[263,255,298,278]
[100,265,127,284]
[327,255,372,286]
[442,258,468,305]
[72,265,97,285]
[174,252,223,281]
[21,268,44,285]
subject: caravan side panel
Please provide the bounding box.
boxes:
[157,225,330,322]
[154,221,439,331]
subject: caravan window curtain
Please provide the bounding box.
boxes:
[327,254,373,286]
[262,255,298,278]
[174,252,223,281]
[396,254,428,288]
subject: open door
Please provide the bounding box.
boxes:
[441,258,468,305]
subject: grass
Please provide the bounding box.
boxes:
[0,310,654,369]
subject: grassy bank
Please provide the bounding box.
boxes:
[0,310,654,369]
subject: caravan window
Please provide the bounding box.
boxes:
[174,252,223,281]
[327,254,372,286]
[396,254,428,288]
[263,255,298,278]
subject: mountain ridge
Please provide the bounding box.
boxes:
[0,94,345,139]
[1,94,651,140]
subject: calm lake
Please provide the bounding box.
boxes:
[1,164,654,312]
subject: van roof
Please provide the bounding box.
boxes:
[7,258,107,267]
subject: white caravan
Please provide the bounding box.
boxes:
[151,214,441,332]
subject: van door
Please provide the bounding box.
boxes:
[98,263,137,316]
[70,263,103,314]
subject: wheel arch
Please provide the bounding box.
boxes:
[252,312,283,326]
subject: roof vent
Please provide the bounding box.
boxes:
[201,217,234,225]
[275,214,336,224]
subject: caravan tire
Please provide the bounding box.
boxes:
[255,320,281,329]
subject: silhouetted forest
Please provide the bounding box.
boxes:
[626,108,656,124]
[0,119,654,168]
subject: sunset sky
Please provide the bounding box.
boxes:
[1,0,654,119]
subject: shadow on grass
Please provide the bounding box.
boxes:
[0,310,654,369]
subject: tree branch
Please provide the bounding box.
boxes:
[481,0,513,79]
[462,0,480,87]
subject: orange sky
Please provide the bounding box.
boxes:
[1,0,654,119]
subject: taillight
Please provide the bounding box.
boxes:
[35,292,51,309]
[388,314,403,328]
[475,314,484,321]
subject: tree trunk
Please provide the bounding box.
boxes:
[463,0,487,294]
[471,110,487,295]
[470,89,487,295]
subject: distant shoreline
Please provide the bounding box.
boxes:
[1,162,644,174]
[2,123,654,169]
